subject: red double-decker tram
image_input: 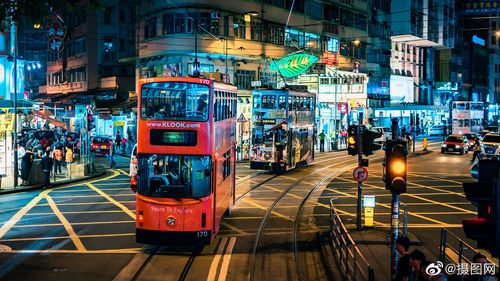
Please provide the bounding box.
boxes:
[132,77,237,245]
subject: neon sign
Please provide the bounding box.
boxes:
[270,54,318,78]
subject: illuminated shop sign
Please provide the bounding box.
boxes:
[270,54,318,78]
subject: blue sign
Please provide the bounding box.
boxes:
[472,35,485,46]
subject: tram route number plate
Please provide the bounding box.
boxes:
[353,166,368,182]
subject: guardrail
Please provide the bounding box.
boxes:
[439,228,499,276]
[329,199,374,281]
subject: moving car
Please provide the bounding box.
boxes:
[481,133,500,158]
[372,127,392,143]
[441,135,469,155]
[463,133,478,150]
[91,136,112,155]
[428,125,445,136]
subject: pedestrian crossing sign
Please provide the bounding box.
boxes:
[237,114,247,122]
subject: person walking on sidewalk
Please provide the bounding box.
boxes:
[319,130,326,152]
[109,140,116,168]
[395,236,412,281]
[115,133,122,153]
[40,151,54,189]
[65,144,73,178]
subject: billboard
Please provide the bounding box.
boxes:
[464,1,500,15]
[390,75,414,104]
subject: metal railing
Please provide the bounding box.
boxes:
[329,199,375,281]
[439,228,499,276]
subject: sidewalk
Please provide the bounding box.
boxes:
[348,228,437,280]
[0,166,108,195]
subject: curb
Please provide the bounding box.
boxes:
[0,171,109,195]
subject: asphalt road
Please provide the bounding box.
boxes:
[0,137,482,280]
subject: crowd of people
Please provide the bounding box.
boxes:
[17,134,76,188]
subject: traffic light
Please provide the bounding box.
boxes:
[87,114,95,131]
[462,160,500,257]
[384,140,408,194]
[347,125,359,156]
[362,128,382,156]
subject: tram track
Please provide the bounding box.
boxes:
[246,154,381,281]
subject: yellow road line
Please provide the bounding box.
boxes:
[0,190,50,239]
[0,233,135,243]
[329,181,449,225]
[335,177,475,214]
[207,237,228,281]
[50,194,135,199]
[12,220,134,228]
[45,195,86,251]
[86,183,135,219]
[116,169,129,175]
[37,200,136,206]
[220,221,249,236]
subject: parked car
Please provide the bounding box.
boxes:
[372,127,392,143]
[428,125,445,136]
[129,144,138,177]
[462,133,478,150]
[441,135,469,155]
[481,133,500,158]
[91,136,112,155]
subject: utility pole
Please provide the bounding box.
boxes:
[390,117,399,280]
[356,112,364,230]
[11,9,18,188]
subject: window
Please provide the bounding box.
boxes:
[144,17,157,39]
[235,70,256,89]
[120,38,125,52]
[67,37,87,57]
[264,23,284,45]
[104,7,112,24]
[104,37,115,60]
[233,17,246,39]
[253,94,261,109]
[162,12,218,35]
[120,9,125,23]
[261,95,276,109]
[137,154,212,199]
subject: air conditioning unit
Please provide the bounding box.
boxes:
[211,11,220,19]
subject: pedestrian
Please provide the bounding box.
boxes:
[471,138,482,163]
[109,140,116,168]
[330,131,336,150]
[65,144,73,178]
[115,133,122,153]
[409,249,427,281]
[20,146,34,185]
[394,236,412,281]
[51,143,64,175]
[121,137,127,154]
[319,130,326,152]
[40,151,53,189]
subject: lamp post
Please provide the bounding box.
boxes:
[8,15,19,188]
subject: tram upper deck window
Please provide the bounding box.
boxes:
[261,95,276,109]
[278,95,286,109]
[137,154,212,198]
[141,82,209,121]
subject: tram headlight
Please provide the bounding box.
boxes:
[166,216,176,226]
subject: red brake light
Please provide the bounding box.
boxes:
[488,206,491,214]
[131,174,138,186]
[132,158,138,164]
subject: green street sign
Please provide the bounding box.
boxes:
[270,54,319,78]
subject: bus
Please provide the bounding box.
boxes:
[132,77,237,245]
[250,88,316,172]
[451,101,484,134]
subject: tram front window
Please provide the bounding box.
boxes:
[137,154,212,198]
[141,82,210,121]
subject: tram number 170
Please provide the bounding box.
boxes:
[197,231,209,238]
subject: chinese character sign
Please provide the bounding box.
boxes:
[270,54,319,78]
[46,20,66,53]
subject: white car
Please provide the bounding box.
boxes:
[481,133,500,158]
[372,127,392,143]
[130,144,138,177]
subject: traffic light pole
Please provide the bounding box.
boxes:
[390,118,399,280]
[356,123,363,231]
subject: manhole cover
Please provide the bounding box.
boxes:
[0,245,12,252]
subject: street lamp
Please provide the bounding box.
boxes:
[352,40,361,58]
